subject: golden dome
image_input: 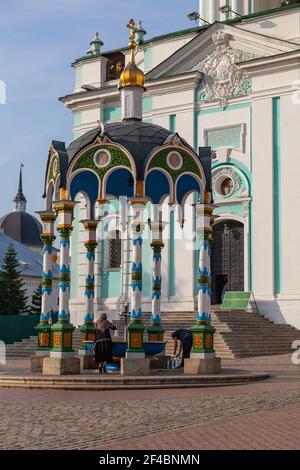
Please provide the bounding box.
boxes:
[119,18,145,89]
[119,62,145,88]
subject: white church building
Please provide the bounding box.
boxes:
[57,1,300,329]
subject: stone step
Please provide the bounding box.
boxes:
[5,308,300,360]
[0,371,269,390]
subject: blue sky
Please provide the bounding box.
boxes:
[0,0,198,216]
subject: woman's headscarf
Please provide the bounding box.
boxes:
[95,313,111,332]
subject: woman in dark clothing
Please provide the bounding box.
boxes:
[171,329,193,367]
[94,313,117,373]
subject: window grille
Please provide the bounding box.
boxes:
[108,230,121,268]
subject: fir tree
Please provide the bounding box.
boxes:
[0,244,30,314]
[31,284,42,314]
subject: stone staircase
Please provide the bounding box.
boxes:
[4,309,300,359]
[139,309,300,359]
[211,309,300,359]
[5,332,83,358]
[5,336,38,357]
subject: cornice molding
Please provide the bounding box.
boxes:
[239,49,300,75]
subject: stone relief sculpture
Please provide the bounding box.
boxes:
[198,31,256,107]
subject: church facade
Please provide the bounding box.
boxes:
[56,2,300,329]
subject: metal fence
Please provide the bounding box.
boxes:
[0,315,40,344]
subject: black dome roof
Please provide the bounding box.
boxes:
[0,211,42,248]
[67,121,195,179]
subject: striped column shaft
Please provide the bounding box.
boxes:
[54,200,76,323]
[126,198,147,357]
[85,250,95,322]
[131,229,143,320]
[82,220,98,324]
[35,211,57,353]
[151,241,164,324]
[196,203,213,324]
[58,229,72,322]
[37,211,56,323]
[41,242,54,320]
[130,201,146,321]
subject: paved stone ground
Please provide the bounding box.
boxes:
[0,354,299,450]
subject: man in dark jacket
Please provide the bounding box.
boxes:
[171,329,193,367]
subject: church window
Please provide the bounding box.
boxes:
[220,177,234,196]
[107,230,121,269]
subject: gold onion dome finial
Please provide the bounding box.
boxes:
[119,18,145,89]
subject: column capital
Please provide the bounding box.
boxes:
[129,199,147,235]
[80,219,99,230]
[150,240,164,251]
[97,198,107,205]
[53,199,77,213]
[81,220,98,248]
[41,234,56,245]
[128,196,148,207]
[54,200,77,232]
[36,210,57,222]
[195,202,216,238]
[84,241,98,252]
[37,210,56,239]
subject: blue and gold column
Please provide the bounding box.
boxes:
[80,220,98,351]
[51,197,77,356]
[126,198,146,358]
[146,221,165,342]
[191,202,216,358]
[35,211,56,355]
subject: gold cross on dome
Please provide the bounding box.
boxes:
[127,18,137,63]
[127,18,137,39]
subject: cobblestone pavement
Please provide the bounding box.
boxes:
[101,404,300,450]
[0,354,299,450]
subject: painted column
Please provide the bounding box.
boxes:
[191,201,216,359]
[35,211,56,355]
[231,0,242,16]
[146,221,166,342]
[51,198,77,357]
[199,0,207,24]
[126,198,147,358]
[209,0,218,23]
[231,0,238,13]
[79,220,98,353]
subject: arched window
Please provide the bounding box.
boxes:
[220,177,233,196]
[107,230,121,269]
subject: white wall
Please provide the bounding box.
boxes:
[237,7,300,43]
[252,98,274,296]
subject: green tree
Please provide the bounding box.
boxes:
[31,284,42,314]
[0,244,30,314]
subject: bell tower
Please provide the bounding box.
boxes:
[13,164,27,212]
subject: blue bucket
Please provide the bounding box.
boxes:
[106,362,120,373]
